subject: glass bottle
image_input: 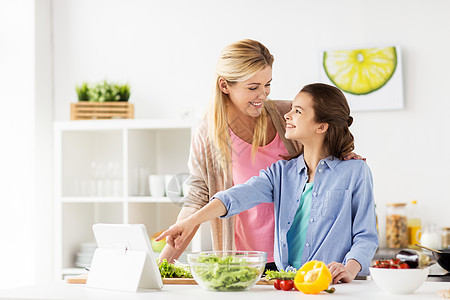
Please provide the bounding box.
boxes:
[407,200,421,248]
[386,203,408,248]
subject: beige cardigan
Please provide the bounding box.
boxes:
[180,100,302,251]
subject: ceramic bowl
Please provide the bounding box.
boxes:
[369,267,429,294]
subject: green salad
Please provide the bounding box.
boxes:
[191,255,262,291]
[158,259,192,278]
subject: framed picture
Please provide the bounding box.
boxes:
[320,46,404,111]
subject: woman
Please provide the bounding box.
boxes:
[157,83,378,283]
[158,39,301,270]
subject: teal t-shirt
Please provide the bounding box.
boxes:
[287,182,313,269]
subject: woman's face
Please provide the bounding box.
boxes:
[284,92,323,142]
[220,66,272,118]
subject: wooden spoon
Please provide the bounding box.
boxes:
[415,243,443,253]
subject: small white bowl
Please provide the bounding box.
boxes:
[369,267,429,294]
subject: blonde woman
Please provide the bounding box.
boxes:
[158,40,359,270]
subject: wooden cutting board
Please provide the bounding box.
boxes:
[66,274,274,285]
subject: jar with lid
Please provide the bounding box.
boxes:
[386,203,408,248]
[442,227,450,249]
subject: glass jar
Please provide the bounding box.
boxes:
[442,227,450,249]
[386,203,408,248]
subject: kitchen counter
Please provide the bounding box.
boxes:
[0,280,449,300]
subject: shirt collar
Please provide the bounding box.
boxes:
[296,154,340,174]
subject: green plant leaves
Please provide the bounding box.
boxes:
[75,81,130,102]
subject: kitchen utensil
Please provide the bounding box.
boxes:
[149,175,165,197]
[416,244,450,272]
[415,244,443,253]
[433,249,450,273]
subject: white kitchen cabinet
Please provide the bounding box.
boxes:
[53,119,203,279]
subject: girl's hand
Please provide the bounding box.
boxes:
[327,262,357,284]
[155,218,196,249]
[343,152,366,161]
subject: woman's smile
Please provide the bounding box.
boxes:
[249,101,263,107]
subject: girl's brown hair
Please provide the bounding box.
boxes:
[300,83,354,159]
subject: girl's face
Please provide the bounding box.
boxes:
[284,92,324,142]
[220,66,272,118]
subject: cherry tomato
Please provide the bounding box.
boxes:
[273,279,281,290]
[390,258,400,266]
[399,262,410,269]
[390,265,399,269]
[280,280,294,291]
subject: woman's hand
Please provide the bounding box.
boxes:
[156,218,197,249]
[327,260,360,284]
[343,152,366,161]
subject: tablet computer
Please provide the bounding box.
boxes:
[87,223,163,291]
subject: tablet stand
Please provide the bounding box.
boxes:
[86,224,163,292]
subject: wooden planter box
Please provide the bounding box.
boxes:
[70,102,134,120]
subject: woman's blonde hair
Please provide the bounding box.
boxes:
[206,39,274,173]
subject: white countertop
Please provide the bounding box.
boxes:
[0,280,449,300]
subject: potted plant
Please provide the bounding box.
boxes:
[71,81,134,120]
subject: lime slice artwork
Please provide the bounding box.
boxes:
[323,47,397,95]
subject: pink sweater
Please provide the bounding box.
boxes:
[230,130,289,262]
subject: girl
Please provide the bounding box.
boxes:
[157,83,378,283]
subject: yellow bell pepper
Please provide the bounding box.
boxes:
[294,260,332,294]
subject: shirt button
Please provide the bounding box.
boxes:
[306,243,310,247]
[313,192,317,196]
[283,244,286,247]
[297,199,299,202]
[321,161,325,165]
[318,169,322,172]
[288,222,290,225]
[310,218,314,222]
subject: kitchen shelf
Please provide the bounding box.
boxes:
[54,119,195,279]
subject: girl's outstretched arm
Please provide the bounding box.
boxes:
[156,198,227,249]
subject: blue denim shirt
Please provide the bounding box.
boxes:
[214,155,378,275]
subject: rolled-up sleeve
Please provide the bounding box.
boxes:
[344,162,379,275]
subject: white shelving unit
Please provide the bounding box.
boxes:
[53,119,197,279]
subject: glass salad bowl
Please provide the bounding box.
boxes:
[187,251,267,291]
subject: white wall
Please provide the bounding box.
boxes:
[0,0,53,290]
[34,0,54,285]
[0,0,36,289]
[53,0,450,248]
